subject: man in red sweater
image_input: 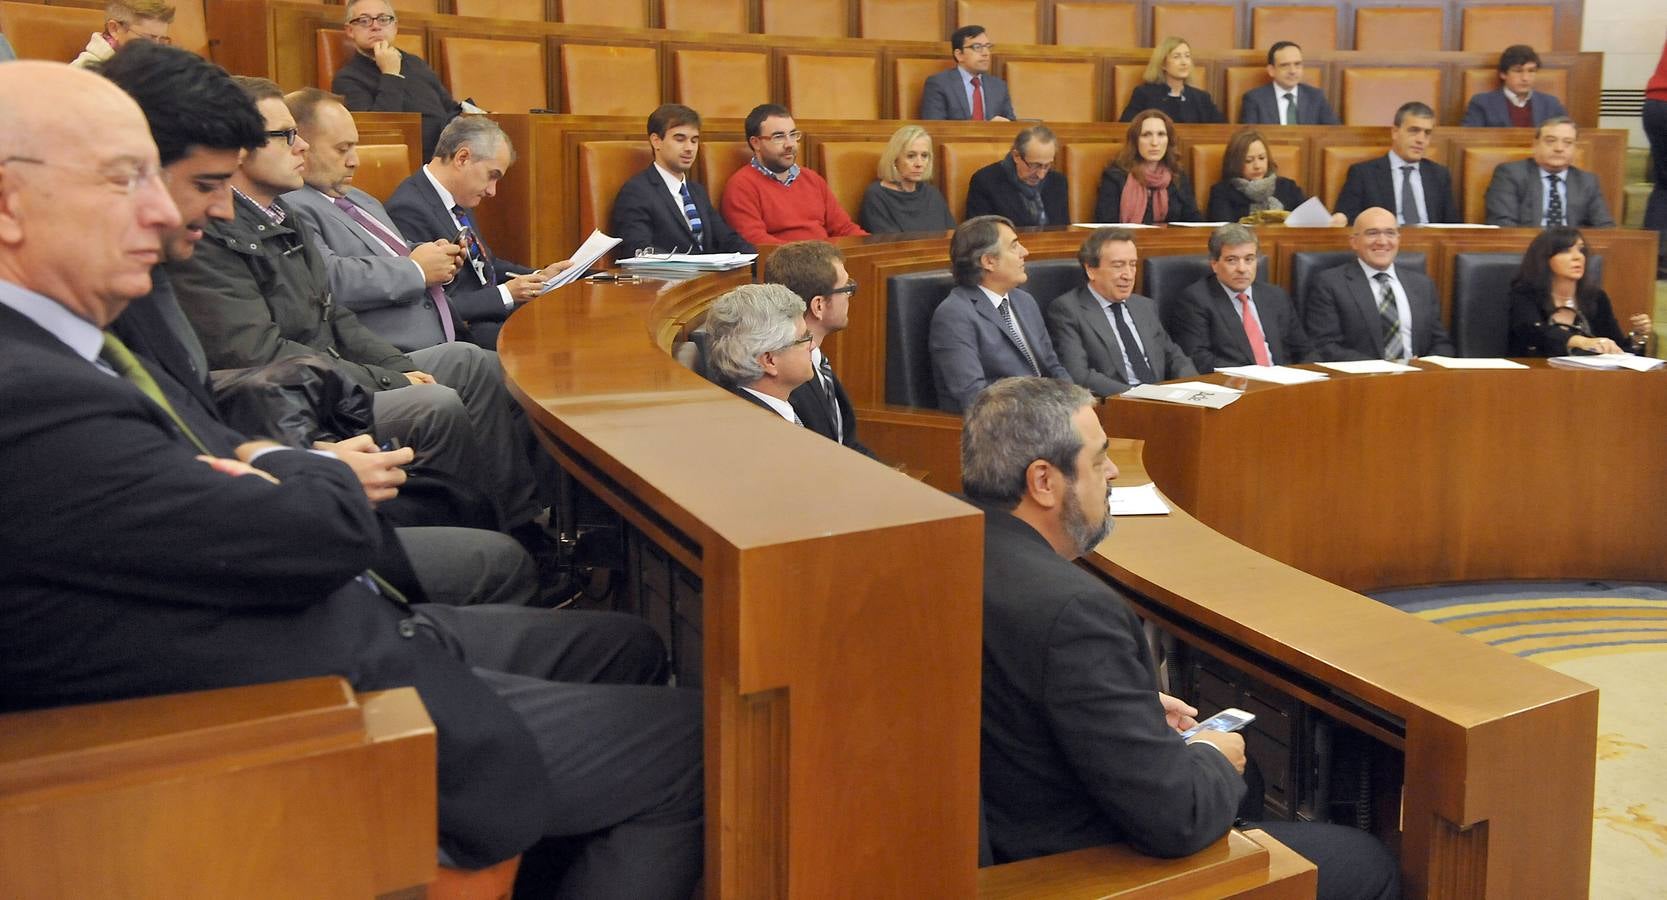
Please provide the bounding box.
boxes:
[720,104,867,246]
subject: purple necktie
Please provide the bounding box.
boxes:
[332,196,455,342]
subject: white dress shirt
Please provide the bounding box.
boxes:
[1386,150,1429,226]
[423,164,514,310]
[740,386,801,424]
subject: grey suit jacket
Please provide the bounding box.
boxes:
[1237,83,1339,125]
[929,284,1070,413]
[1483,158,1614,228]
[283,186,449,352]
[1044,286,1196,397]
[920,67,1016,121]
[1303,262,1454,361]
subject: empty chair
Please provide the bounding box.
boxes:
[893,57,945,120]
[860,0,941,40]
[578,141,654,250]
[762,0,845,37]
[1150,3,1237,50]
[1461,5,1556,53]
[819,141,889,226]
[1016,257,1087,307]
[562,44,661,116]
[784,54,880,120]
[354,144,416,203]
[1354,7,1443,52]
[453,0,544,21]
[673,48,768,119]
[1340,68,1441,127]
[0,2,105,62]
[1450,253,1522,356]
[439,37,547,113]
[885,269,956,408]
[937,141,1012,223]
[698,141,755,212]
[1002,60,1098,123]
[662,0,748,34]
[955,0,1037,45]
[1250,5,1336,50]
[1062,141,1120,222]
[1052,2,1138,48]
[558,0,647,27]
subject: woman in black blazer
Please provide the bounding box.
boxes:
[1507,226,1653,356]
[1093,109,1201,224]
[1206,129,1309,222]
[1118,37,1223,124]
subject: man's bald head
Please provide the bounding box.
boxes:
[0,62,149,159]
[1349,207,1401,271]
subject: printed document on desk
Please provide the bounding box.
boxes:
[1110,483,1171,516]
[1123,381,1242,408]
[1316,360,1419,374]
[1216,365,1330,384]
[539,229,621,294]
[1419,356,1530,369]
[617,251,757,275]
[1548,354,1666,372]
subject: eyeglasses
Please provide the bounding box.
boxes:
[1016,157,1054,173]
[962,42,995,52]
[1359,229,1400,240]
[760,130,802,146]
[264,128,299,147]
[774,332,814,353]
[347,13,397,27]
[831,279,858,296]
[0,155,164,195]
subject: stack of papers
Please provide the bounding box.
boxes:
[617,251,757,276]
[1315,360,1420,374]
[1122,381,1242,408]
[1548,354,1666,372]
[1419,356,1529,369]
[1109,483,1171,516]
[1215,365,1329,384]
[538,229,621,294]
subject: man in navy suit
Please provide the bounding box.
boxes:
[1304,208,1455,362]
[611,104,753,259]
[1164,223,1311,373]
[765,240,875,457]
[920,25,1015,122]
[1238,42,1339,126]
[929,215,1071,413]
[1334,101,1459,225]
[1462,44,1568,128]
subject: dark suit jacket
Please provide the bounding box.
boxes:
[1044,286,1197,396]
[1164,276,1311,373]
[1461,89,1567,128]
[930,284,1071,413]
[1237,83,1340,125]
[332,51,460,160]
[0,300,551,869]
[789,362,874,457]
[1334,155,1459,225]
[1507,284,1632,356]
[1484,158,1615,228]
[1094,167,1202,224]
[385,169,533,330]
[1205,176,1308,223]
[920,67,1016,121]
[610,165,753,259]
[1118,83,1223,123]
[977,502,1244,863]
[965,159,1069,228]
[1303,262,1454,361]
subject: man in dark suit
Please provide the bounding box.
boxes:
[611,103,753,259]
[704,283,815,424]
[919,25,1015,122]
[1238,42,1340,126]
[930,215,1071,413]
[0,59,702,894]
[1462,44,1568,128]
[965,126,1069,228]
[1334,101,1459,225]
[1165,223,1311,373]
[331,0,461,159]
[965,377,1399,900]
[1045,227,1196,397]
[1304,207,1455,362]
[1484,117,1615,228]
[765,241,875,456]
[387,116,562,350]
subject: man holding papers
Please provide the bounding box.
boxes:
[1304,208,1454,362]
[1164,224,1311,373]
[611,104,753,260]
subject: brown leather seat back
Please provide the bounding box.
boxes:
[674,49,769,119]
[1062,141,1120,222]
[663,0,748,34]
[453,0,544,21]
[321,28,424,85]
[819,142,889,227]
[1250,5,1336,50]
[1051,2,1138,48]
[1222,64,1322,123]
[1341,67,1441,127]
[0,2,105,62]
[762,0,844,37]
[785,54,880,120]
[558,0,647,27]
[355,144,415,203]
[1151,3,1237,50]
[860,0,941,40]
[578,141,653,246]
[439,37,547,113]
[1461,146,1527,223]
[893,57,945,121]
[939,141,1012,223]
[562,44,661,116]
[1003,60,1098,122]
[170,0,210,56]
[1353,7,1443,52]
[1320,145,1386,211]
[699,141,755,210]
[1461,5,1555,53]
[955,0,1037,45]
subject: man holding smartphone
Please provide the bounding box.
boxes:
[964,377,1399,900]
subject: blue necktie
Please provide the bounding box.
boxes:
[678,181,705,251]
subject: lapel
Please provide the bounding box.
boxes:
[1205,278,1256,360]
[1076,288,1126,368]
[967,286,1028,360]
[952,70,972,119]
[644,167,698,245]
[1345,264,1386,344]
[1524,161,1546,223]
[1373,156,1397,205]
[333,192,397,256]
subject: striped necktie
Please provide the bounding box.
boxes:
[998,298,1041,375]
[678,180,705,251]
[1374,273,1404,360]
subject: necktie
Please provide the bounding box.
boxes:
[334,197,456,342]
[1110,303,1156,384]
[1374,272,1404,360]
[998,298,1041,375]
[817,353,843,438]
[970,74,986,120]
[1236,293,1272,366]
[1400,165,1422,225]
[101,332,209,454]
[1282,91,1297,125]
[1546,173,1564,227]
[678,180,705,251]
[453,205,496,286]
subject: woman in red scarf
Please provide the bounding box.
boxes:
[1093,110,1201,224]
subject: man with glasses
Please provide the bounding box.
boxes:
[1045,227,1196,398]
[332,0,460,159]
[965,126,1068,228]
[1165,223,1311,373]
[1304,207,1453,363]
[720,104,866,246]
[70,0,174,69]
[764,241,874,456]
[921,25,1015,122]
[705,283,817,424]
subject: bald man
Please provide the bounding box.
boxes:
[1302,206,1454,361]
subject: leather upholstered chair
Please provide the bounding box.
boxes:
[662,0,748,34]
[673,48,768,118]
[861,0,942,40]
[1002,60,1098,122]
[0,2,105,61]
[1250,5,1336,50]
[1450,251,1603,356]
[317,29,428,88]
[1020,257,1088,308]
[562,44,661,116]
[1143,254,1268,317]
[1354,7,1443,52]
[697,141,755,212]
[938,141,1012,223]
[1150,3,1237,49]
[1052,2,1138,48]
[578,141,653,250]
[784,54,880,120]
[818,142,889,227]
[438,37,547,113]
[1340,68,1441,127]
[1288,250,1427,315]
[355,144,416,203]
[762,0,845,37]
[893,56,945,120]
[1320,145,1387,212]
[1461,146,1526,224]
[1461,5,1555,53]
[885,269,956,408]
[558,0,647,27]
[1222,64,1322,124]
[452,0,543,21]
[1062,142,1120,223]
[955,0,1037,45]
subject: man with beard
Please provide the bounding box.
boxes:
[611,103,752,259]
[967,377,1399,899]
[719,104,866,246]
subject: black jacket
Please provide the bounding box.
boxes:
[385,169,533,327]
[1119,83,1223,124]
[1205,176,1309,223]
[788,363,874,458]
[610,165,753,259]
[1094,166,1201,224]
[965,157,1069,228]
[1334,156,1459,225]
[332,51,461,160]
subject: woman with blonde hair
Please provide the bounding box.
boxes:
[860,124,955,233]
[1118,36,1222,123]
[1094,110,1201,224]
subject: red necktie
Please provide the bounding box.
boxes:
[1237,293,1271,366]
[971,75,985,120]
[333,196,456,342]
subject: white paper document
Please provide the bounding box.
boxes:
[1547,354,1666,372]
[539,229,622,294]
[1072,222,1158,229]
[1282,196,1337,228]
[1215,365,1330,384]
[1165,221,1229,227]
[616,251,757,274]
[1122,381,1242,408]
[1415,223,1499,229]
[1315,360,1420,374]
[1109,482,1171,517]
[1418,356,1530,370]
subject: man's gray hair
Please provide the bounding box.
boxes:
[434,114,514,163]
[961,377,1095,506]
[951,214,1014,288]
[705,283,806,387]
[1207,222,1258,260]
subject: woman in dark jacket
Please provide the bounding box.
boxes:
[1507,226,1653,356]
[1118,37,1223,124]
[1093,109,1201,224]
[1206,129,1308,222]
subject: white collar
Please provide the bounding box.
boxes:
[976,284,1008,309]
[421,163,460,212]
[741,386,799,423]
[0,278,105,365]
[653,161,688,193]
[1357,259,1398,283]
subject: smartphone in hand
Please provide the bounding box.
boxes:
[1180,707,1256,740]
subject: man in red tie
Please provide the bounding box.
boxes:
[1163,223,1311,373]
[920,25,1016,122]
